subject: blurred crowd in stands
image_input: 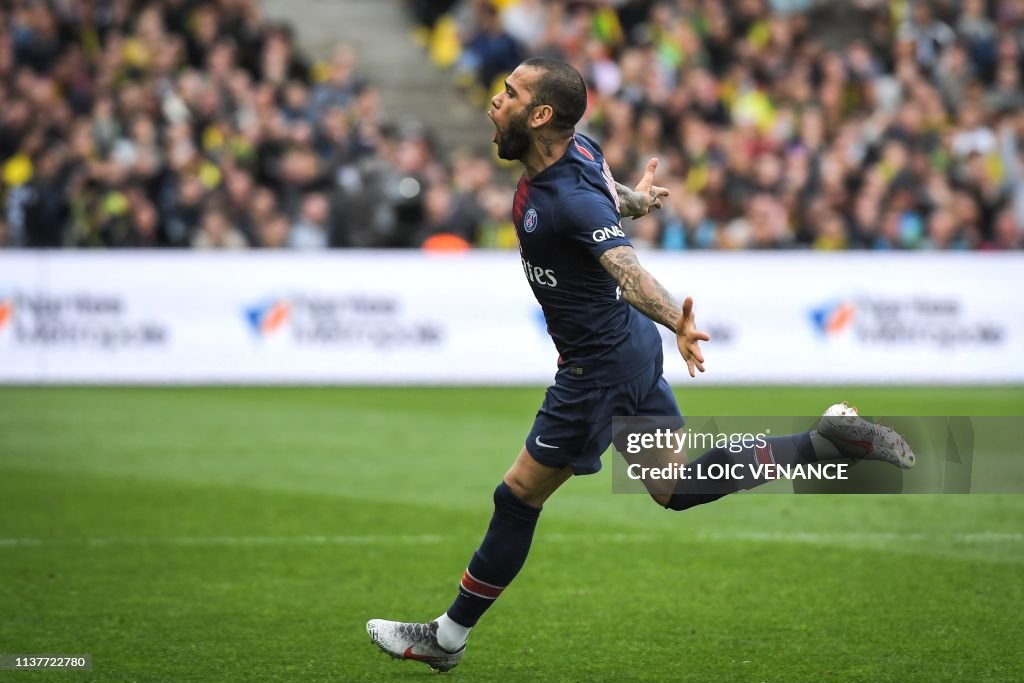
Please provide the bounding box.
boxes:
[1,0,388,248]
[412,0,1024,249]
[1,0,1022,250]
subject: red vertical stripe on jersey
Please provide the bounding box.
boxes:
[512,175,529,226]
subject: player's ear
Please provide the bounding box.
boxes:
[530,104,554,129]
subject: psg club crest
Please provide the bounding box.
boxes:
[524,208,539,233]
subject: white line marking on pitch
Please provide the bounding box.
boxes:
[0,535,449,548]
[0,531,1019,548]
[696,531,1024,545]
[0,533,657,548]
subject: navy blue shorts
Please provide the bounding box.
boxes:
[525,349,684,475]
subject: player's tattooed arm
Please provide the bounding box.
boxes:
[599,245,681,331]
[615,183,652,219]
[615,159,669,219]
[600,245,711,377]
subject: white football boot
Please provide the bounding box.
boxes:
[817,402,916,469]
[367,619,465,672]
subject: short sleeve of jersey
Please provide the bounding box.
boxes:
[556,188,632,261]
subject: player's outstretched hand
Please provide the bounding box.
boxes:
[675,296,710,378]
[633,158,670,216]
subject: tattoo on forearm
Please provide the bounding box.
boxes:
[538,134,554,156]
[615,182,647,219]
[599,246,680,331]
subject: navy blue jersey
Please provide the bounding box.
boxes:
[513,133,662,388]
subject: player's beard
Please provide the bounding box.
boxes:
[496,107,531,161]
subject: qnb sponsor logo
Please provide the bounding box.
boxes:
[810,296,1005,348]
[592,225,626,243]
[521,258,558,288]
[244,294,443,347]
[0,291,167,349]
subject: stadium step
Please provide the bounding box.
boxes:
[262,0,493,156]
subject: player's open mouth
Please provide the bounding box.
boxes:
[487,110,499,144]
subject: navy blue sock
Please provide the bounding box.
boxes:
[446,482,540,628]
[666,432,815,511]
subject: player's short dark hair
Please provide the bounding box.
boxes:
[521,57,587,132]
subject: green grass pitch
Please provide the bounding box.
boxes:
[1,386,1023,681]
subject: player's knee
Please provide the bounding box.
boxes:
[502,472,533,504]
[493,480,542,518]
[663,495,697,511]
[650,492,672,507]
[502,457,557,508]
[663,492,725,511]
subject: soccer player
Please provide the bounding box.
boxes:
[367,58,915,672]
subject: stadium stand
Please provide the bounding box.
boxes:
[0,0,1021,250]
[410,0,1024,250]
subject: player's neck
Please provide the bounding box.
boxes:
[522,130,571,180]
